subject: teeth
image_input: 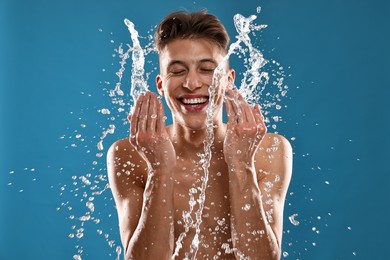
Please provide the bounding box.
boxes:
[181,97,208,105]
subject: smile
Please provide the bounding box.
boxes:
[181,97,208,105]
[178,96,209,111]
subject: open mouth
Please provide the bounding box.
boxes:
[178,96,209,111]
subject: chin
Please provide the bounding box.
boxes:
[183,121,207,131]
[176,116,205,130]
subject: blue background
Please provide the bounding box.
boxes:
[1,0,389,259]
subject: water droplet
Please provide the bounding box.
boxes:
[289,213,300,226]
[282,251,289,257]
[79,215,91,221]
[242,204,251,211]
[116,246,122,259]
[86,201,95,212]
[100,108,111,115]
[73,254,82,260]
[97,141,104,150]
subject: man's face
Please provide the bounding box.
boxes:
[156,38,234,130]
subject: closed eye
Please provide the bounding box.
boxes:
[170,70,186,76]
[200,68,215,73]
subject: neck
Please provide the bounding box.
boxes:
[168,119,226,154]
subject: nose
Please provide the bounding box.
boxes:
[183,70,202,91]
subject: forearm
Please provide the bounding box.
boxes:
[228,162,280,260]
[126,168,174,259]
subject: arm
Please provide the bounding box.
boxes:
[224,89,292,259]
[107,92,176,259]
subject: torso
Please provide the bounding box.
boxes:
[123,126,276,259]
[171,146,235,259]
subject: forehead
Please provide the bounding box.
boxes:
[158,38,225,67]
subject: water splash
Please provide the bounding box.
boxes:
[232,14,269,104]
[59,8,290,260]
[110,43,130,97]
[124,18,149,111]
[181,13,272,259]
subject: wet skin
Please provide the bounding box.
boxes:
[107,39,293,259]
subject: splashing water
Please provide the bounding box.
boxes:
[60,8,289,260]
[231,14,269,104]
[173,12,279,259]
[5,8,361,258]
[124,19,149,110]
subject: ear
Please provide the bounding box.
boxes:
[227,69,235,89]
[156,74,164,96]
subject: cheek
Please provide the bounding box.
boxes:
[162,82,178,106]
[215,76,229,94]
[200,74,214,86]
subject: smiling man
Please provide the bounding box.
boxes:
[107,11,292,260]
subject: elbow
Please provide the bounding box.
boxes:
[267,241,282,260]
[272,249,281,260]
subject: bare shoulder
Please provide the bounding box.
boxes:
[107,138,147,198]
[256,133,293,188]
[107,138,141,166]
[260,133,293,160]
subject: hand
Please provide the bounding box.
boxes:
[223,89,267,165]
[129,91,176,171]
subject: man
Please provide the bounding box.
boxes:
[107,11,292,260]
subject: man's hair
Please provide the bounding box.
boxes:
[155,11,230,54]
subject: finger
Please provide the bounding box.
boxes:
[238,93,255,125]
[248,104,264,154]
[260,115,267,137]
[130,95,144,143]
[256,105,267,137]
[138,92,151,132]
[253,104,263,141]
[231,89,247,125]
[147,93,158,132]
[156,99,166,135]
[226,89,239,124]
[224,97,235,125]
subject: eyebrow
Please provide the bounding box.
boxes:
[167,58,218,70]
[167,60,187,70]
[198,58,218,65]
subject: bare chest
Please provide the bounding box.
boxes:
[171,156,235,259]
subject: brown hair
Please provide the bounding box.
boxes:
[155,11,230,54]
